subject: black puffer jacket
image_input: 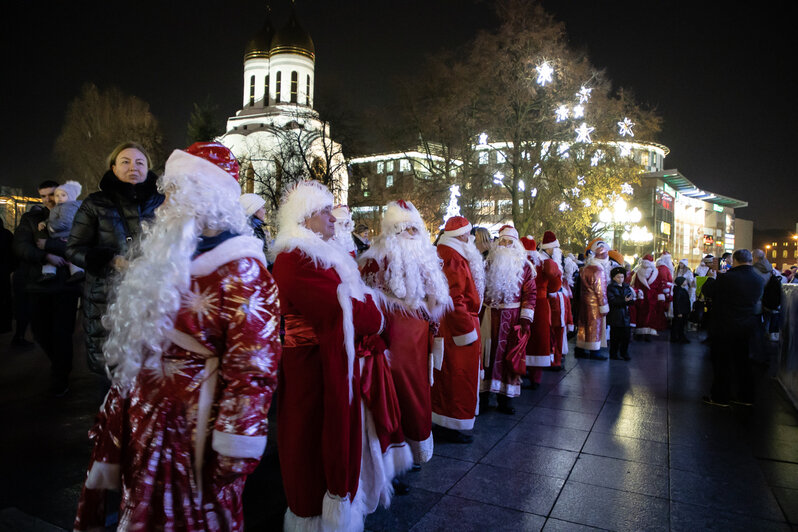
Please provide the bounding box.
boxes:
[66,170,164,374]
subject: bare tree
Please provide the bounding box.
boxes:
[54,83,164,193]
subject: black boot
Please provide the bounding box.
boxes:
[497,395,516,415]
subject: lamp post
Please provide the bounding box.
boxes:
[598,198,643,252]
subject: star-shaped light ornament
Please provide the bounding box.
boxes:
[590,149,604,167]
[573,105,585,119]
[555,105,569,122]
[618,117,635,137]
[478,132,489,145]
[618,143,632,157]
[577,175,586,186]
[570,187,581,197]
[583,198,592,208]
[575,123,595,144]
[558,201,571,212]
[530,187,538,198]
[536,61,554,86]
[493,171,504,185]
[621,182,635,195]
[577,86,592,104]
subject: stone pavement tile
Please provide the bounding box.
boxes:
[403,456,473,494]
[537,394,605,415]
[505,422,589,452]
[605,386,667,408]
[669,467,785,522]
[521,406,598,431]
[448,463,563,515]
[0,507,65,532]
[547,382,608,402]
[409,495,546,532]
[480,440,578,480]
[669,500,791,532]
[550,480,668,532]
[752,437,798,464]
[433,416,513,463]
[365,487,442,532]
[568,454,668,498]
[542,517,607,531]
[592,416,668,443]
[760,460,798,490]
[773,487,798,525]
[670,443,764,481]
[582,431,669,467]
[597,401,667,424]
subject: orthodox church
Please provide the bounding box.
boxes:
[220,7,348,210]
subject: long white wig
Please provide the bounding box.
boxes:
[484,240,528,305]
[102,151,249,393]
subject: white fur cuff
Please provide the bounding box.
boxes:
[567,324,574,332]
[520,308,534,322]
[322,491,356,531]
[657,294,666,301]
[85,461,121,490]
[453,328,478,346]
[212,430,267,459]
[599,304,610,315]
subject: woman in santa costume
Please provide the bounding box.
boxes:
[73,143,281,532]
[432,216,485,443]
[480,226,535,413]
[271,180,412,531]
[538,231,573,370]
[631,253,668,341]
[575,238,611,359]
[359,200,452,466]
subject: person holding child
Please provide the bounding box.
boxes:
[37,180,84,284]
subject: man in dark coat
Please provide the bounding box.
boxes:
[13,180,82,395]
[701,249,765,406]
[607,266,634,361]
[671,276,691,343]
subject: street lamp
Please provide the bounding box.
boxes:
[599,198,643,250]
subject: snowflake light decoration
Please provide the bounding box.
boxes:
[573,104,585,119]
[618,143,631,157]
[577,86,592,104]
[536,61,554,86]
[621,182,635,195]
[590,149,604,167]
[555,105,569,122]
[618,117,635,137]
[570,187,581,197]
[530,187,538,198]
[577,175,586,186]
[518,180,526,191]
[575,123,595,144]
[493,171,504,185]
[558,201,571,212]
[442,185,461,225]
[558,143,570,158]
[583,198,592,208]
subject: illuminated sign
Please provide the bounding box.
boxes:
[663,183,676,197]
[660,221,671,236]
[703,235,714,245]
[656,190,674,211]
[712,204,724,212]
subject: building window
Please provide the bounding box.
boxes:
[306,75,311,105]
[386,174,393,188]
[264,75,269,106]
[479,151,489,165]
[291,71,298,103]
[794,250,798,258]
[399,159,411,172]
[377,161,384,173]
[276,71,282,102]
[772,250,777,258]
[784,250,788,258]
[249,75,255,106]
[386,161,394,172]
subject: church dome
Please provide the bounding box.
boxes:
[270,8,314,61]
[244,14,275,61]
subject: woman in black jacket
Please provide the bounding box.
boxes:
[66,142,164,375]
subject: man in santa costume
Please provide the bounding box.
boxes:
[538,231,574,371]
[74,143,280,532]
[271,180,412,531]
[575,238,612,359]
[432,215,485,443]
[630,253,667,341]
[515,236,548,389]
[655,251,675,330]
[359,200,451,466]
[480,226,535,413]
[331,204,358,257]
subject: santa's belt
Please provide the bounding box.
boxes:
[284,315,318,347]
[485,302,521,309]
[548,291,564,297]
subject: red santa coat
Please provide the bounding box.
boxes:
[655,262,674,328]
[631,265,668,335]
[527,259,559,367]
[545,263,574,367]
[576,262,610,351]
[481,261,536,397]
[74,236,280,532]
[273,247,411,531]
[432,239,482,430]
[360,257,441,464]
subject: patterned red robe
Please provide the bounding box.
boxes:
[74,236,280,532]
[526,259,558,381]
[481,261,536,396]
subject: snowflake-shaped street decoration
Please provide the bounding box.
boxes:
[583,198,592,208]
[182,284,219,328]
[573,104,585,119]
[443,185,462,224]
[590,149,604,167]
[577,175,586,186]
[577,86,592,104]
[555,105,569,122]
[570,187,581,197]
[621,182,635,195]
[575,123,595,144]
[493,171,504,185]
[478,132,489,145]
[558,201,571,212]
[618,143,632,157]
[530,187,538,198]
[536,61,554,86]
[618,117,635,137]
[518,180,526,191]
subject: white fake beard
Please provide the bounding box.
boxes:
[484,245,526,305]
[331,219,356,254]
[463,235,486,301]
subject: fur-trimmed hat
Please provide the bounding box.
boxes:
[540,230,559,250]
[165,142,242,199]
[56,180,82,202]
[498,224,519,240]
[520,235,536,251]
[585,238,609,257]
[608,249,624,266]
[381,199,424,235]
[642,253,654,262]
[239,193,266,217]
[331,204,351,222]
[443,216,472,237]
[277,180,334,230]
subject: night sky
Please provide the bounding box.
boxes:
[2,1,795,229]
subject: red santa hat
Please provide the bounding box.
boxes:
[520,236,536,251]
[539,230,559,250]
[643,253,654,262]
[381,199,424,235]
[277,179,334,229]
[165,142,242,199]
[498,224,519,240]
[443,216,472,237]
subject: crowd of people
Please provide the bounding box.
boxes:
[1,140,793,531]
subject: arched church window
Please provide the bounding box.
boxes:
[276,72,282,102]
[249,75,255,106]
[264,75,269,106]
[290,71,298,104]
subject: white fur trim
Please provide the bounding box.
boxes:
[278,180,335,229]
[322,491,362,532]
[526,354,551,367]
[190,235,266,276]
[540,239,559,250]
[212,430,267,459]
[381,201,424,235]
[443,222,472,237]
[165,149,241,199]
[482,378,521,397]
[657,294,666,301]
[407,434,434,464]
[84,461,120,490]
[599,304,610,314]
[432,338,444,371]
[432,412,475,430]
[567,324,574,332]
[283,508,323,532]
[576,340,601,351]
[453,328,478,346]
[520,308,534,322]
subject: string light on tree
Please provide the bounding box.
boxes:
[535,61,554,86]
[570,187,581,197]
[530,187,538,198]
[577,86,592,103]
[573,104,585,119]
[577,175,586,186]
[583,198,592,208]
[442,184,461,225]
[558,201,572,212]
[518,179,526,191]
[478,132,489,145]
[618,143,632,157]
[590,149,604,167]
[618,117,635,137]
[493,171,504,185]
[575,122,595,143]
[555,105,569,122]
[621,182,635,195]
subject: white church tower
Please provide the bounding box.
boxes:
[221,4,348,211]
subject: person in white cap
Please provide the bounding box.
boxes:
[432,215,485,443]
[480,225,535,413]
[38,180,84,283]
[239,192,270,256]
[575,238,611,359]
[359,199,451,470]
[73,142,280,532]
[271,180,412,531]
